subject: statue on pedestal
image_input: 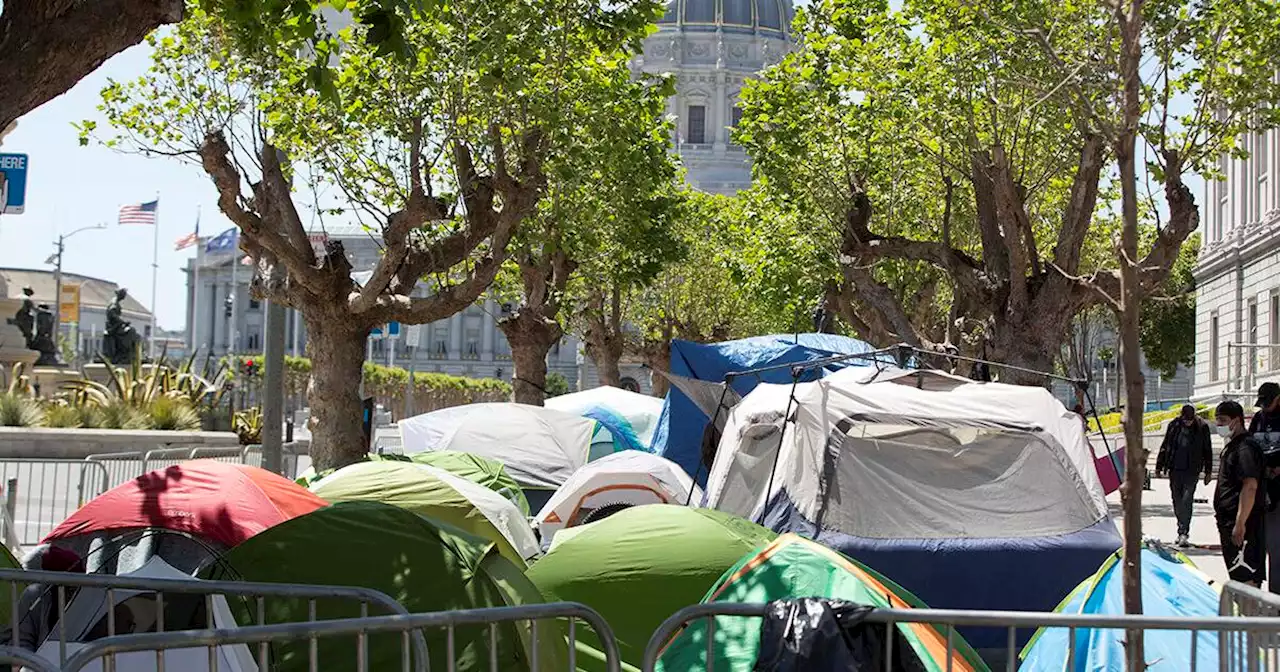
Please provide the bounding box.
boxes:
[102,288,141,365]
[9,285,35,349]
[32,303,62,366]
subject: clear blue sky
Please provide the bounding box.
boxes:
[0,43,231,331]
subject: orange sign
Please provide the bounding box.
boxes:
[59,283,80,324]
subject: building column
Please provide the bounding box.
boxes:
[713,70,727,149]
[481,299,495,360]
[449,313,462,358]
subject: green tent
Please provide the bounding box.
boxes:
[526,504,776,671]
[202,501,565,672]
[655,534,988,672]
[0,543,21,629]
[297,451,530,515]
[309,460,540,566]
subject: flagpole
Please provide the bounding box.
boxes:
[191,206,201,358]
[149,195,160,360]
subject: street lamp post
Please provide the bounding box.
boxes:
[49,224,107,357]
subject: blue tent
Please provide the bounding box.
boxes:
[650,334,885,478]
[1020,545,1220,671]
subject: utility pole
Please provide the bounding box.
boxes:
[262,265,286,475]
[49,224,106,349]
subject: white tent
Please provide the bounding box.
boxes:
[398,403,597,490]
[706,366,1109,529]
[546,386,665,450]
[534,451,702,541]
[703,365,1121,626]
[35,556,256,672]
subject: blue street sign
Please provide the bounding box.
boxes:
[0,153,28,215]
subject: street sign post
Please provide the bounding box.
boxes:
[0,153,28,215]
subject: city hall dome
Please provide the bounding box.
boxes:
[658,0,793,35]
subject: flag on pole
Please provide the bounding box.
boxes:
[174,231,199,251]
[118,200,158,225]
[174,209,200,250]
[205,227,239,253]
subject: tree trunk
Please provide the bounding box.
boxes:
[1116,1,1147,666]
[304,314,369,472]
[583,287,625,388]
[988,326,1064,386]
[501,309,562,406]
[641,337,672,397]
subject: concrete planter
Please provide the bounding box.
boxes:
[0,427,240,459]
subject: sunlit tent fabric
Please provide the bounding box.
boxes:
[308,460,540,565]
[399,403,607,493]
[535,451,702,541]
[1021,544,1219,671]
[203,501,565,672]
[650,334,886,478]
[655,534,986,672]
[547,385,665,452]
[45,460,326,550]
[526,504,776,670]
[34,556,256,671]
[705,367,1121,653]
[296,451,530,514]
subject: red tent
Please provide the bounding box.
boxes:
[45,460,327,548]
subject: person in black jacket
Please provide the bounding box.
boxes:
[1249,382,1280,593]
[1156,404,1214,548]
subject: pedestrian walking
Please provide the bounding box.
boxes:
[1214,401,1267,587]
[1155,404,1213,548]
[1248,382,1280,593]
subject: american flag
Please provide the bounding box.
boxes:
[174,231,199,251]
[118,200,158,225]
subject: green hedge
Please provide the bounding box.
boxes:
[223,355,512,414]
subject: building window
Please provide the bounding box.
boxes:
[247,331,261,351]
[248,298,261,311]
[1210,312,1221,382]
[687,105,706,144]
[1272,291,1280,370]
[433,339,448,359]
[464,328,480,359]
[1249,298,1259,377]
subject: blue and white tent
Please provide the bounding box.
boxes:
[650,334,887,478]
[704,367,1122,654]
[1021,544,1220,671]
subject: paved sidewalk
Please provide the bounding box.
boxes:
[1110,476,1232,586]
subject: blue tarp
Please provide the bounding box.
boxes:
[1020,546,1219,671]
[650,334,884,479]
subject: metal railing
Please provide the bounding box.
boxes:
[240,443,304,478]
[0,644,59,672]
[0,567,426,670]
[1220,581,1280,672]
[641,602,1280,672]
[60,602,619,672]
[0,460,110,547]
[87,443,307,490]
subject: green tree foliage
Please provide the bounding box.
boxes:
[735,0,1280,381]
[87,1,664,469]
[1140,234,1199,379]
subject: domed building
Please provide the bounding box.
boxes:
[636,0,795,194]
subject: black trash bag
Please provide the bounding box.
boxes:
[753,598,928,672]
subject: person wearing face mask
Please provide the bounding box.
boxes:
[1155,404,1213,548]
[1215,401,1267,587]
[1248,382,1280,593]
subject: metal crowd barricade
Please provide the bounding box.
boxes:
[141,446,202,474]
[0,567,428,670]
[60,602,619,672]
[0,645,59,672]
[84,451,146,489]
[241,442,304,478]
[641,602,1280,672]
[0,459,110,547]
[1220,580,1280,671]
